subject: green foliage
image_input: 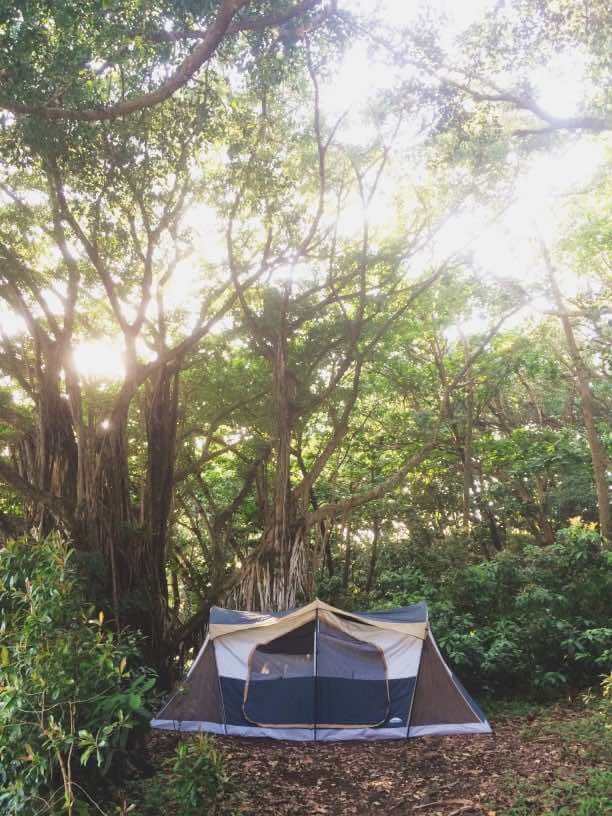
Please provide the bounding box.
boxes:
[523,691,612,767]
[171,735,235,816]
[325,524,612,696]
[501,769,612,816]
[0,535,156,815]
[131,735,236,816]
[494,682,612,816]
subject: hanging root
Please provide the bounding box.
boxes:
[229,527,312,611]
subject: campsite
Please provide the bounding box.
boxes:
[0,0,610,814]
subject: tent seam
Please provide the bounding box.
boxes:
[406,622,427,737]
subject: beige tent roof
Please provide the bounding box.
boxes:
[208,598,428,640]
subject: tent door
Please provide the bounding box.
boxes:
[315,613,389,727]
[243,621,315,727]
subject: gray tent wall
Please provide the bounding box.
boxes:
[152,600,491,741]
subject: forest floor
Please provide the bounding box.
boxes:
[144,700,611,816]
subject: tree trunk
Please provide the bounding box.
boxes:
[462,370,474,533]
[141,365,179,666]
[236,289,312,610]
[543,245,610,544]
[514,481,555,546]
[484,506,504,552]
[28,363,79,535]
[342,522,352,592]
[8,355,182,674]
[82,407,134,628]
[324,525,335,578]
[365,515,380,593]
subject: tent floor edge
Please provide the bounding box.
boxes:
[408,722,492,738]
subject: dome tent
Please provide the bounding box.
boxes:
[152,599,491,741]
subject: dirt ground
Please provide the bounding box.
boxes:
[149,705,606,815]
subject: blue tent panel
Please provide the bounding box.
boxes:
[209,601,429,627]
[354,602,428,624]
[209,606,295,625]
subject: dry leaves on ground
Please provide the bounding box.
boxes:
[148,705,600,815]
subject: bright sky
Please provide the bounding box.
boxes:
[0,0,607,381]
[329,0,608,338]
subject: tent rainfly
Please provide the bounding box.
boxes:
[152,599,491,741]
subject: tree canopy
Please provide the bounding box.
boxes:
[0,0,609,679]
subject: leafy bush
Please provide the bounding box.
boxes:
[171,735,235,816]
[523,685,612,767]
[131,734,236,816]
[324,524,612,696]
[492,682,611,816]
[0,535,156,815]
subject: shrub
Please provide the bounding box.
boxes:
[0,535,156,815]
[171,735,235,816]
[132,734,236,816]
[330,524,612,696]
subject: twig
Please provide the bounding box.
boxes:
[412,799,482,813]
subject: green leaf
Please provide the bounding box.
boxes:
[128,693,141,710]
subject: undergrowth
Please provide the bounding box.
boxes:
[497,687,612,816]
[127,735,237,815]
[501,769,612,816]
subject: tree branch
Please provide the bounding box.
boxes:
[306,435,438,525]
[0,0,335,122]
[0,459,73,526]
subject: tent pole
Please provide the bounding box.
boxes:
[406,623,427,740]
[314,607,319,742]
[213,640,228,735]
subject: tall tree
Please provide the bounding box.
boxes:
[0,10,343,668]
[216,63,481,609]
[0,90,244,667]
[539,240,610,543]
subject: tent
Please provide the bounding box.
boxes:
[152,599,491,741]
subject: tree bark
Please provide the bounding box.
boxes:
[324,525,335,578]
[365,515,380,593]
[141,364,180,667]
[3,357,182,672]
[236,287,311,611]
[342,522,352,592]
[462,345,474,533]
